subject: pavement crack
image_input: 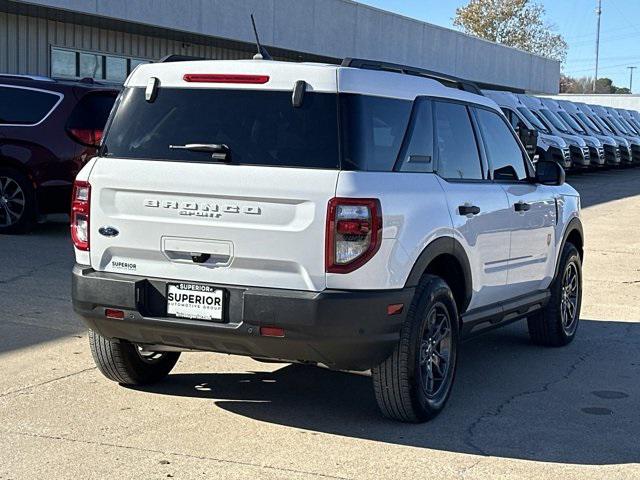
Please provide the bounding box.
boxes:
[457,457,484,478]
[1,430,354,480]
[463,353,589,456]
[0,367,96,399]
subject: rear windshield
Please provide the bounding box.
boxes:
[102,87,340,168]
[101,87,412,171]
[68,92,117,129]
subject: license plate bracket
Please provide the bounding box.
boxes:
[166,283,225,322]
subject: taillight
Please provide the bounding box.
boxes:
[67,128,103,147]
[183,74,270,84]
[326,198,382,274]
[71,180,91,251]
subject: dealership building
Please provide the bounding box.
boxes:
[1,0,560,93]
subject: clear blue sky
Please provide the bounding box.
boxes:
[358,0,640,92]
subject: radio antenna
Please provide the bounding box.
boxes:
[251,14,272,60]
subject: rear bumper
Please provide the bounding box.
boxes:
[72,265,414,371]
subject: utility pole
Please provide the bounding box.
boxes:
[594,0,602,93]
[628,66,637,93]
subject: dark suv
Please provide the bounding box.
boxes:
[0,74,118,233]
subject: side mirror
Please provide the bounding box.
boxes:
[535,159,565,186]
[517,122,538,157]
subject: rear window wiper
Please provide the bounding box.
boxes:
[169,143,231,162]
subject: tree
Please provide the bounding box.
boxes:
[453,0,567,63]
[560,75,631,94]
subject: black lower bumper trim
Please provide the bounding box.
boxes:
[72,265,414,371]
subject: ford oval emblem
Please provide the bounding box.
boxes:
[98,226,119,238]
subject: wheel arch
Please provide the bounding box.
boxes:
[404,237,473,315]
[555,217,584,280]
[0,155,32,178]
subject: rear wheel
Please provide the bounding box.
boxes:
[527,242,582,346]
[0,168,36,234]
[89,330,180,385]
[372,275,459,422]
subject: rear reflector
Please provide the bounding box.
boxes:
[259,326,285,337]
[183,74,270,84]
[105,309,125,319]
[387,304,404,316]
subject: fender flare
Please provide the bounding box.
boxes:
[404,236,473,311]
[553,217,584,280]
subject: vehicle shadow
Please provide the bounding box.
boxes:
[135,319,639,466]
[567,166,640,208]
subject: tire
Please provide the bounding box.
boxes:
[527,242,582,347]
[89,330,180,385]
[0,167,36,234]
[372,275,459,423]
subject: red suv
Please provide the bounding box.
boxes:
[0,74,118,234]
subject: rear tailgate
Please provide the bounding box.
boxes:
[89,158,337,291]
[88,60,341,292]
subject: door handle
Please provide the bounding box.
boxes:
[458,205,481,216]
[514,202,531,212]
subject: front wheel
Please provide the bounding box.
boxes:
[372,275,459,422]
[89,330,180,385]
[527,243,582,346]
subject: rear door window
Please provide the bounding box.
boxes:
[102,87,340,169]
[434,101,483,180]
[0,86,61,125]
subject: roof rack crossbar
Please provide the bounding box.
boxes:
[341,58,482,95]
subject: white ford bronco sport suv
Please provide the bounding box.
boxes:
[71,57,584,422]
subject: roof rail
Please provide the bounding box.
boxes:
[0,73,55,82]
[341,58,482,95]
[159,54,206,63]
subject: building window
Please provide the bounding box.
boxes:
[51,47,151,83]
[79,52,103,79]
[106,56,127,82]
[51,49,76,77]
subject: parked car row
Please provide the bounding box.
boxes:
[484,89,640,171]
[0,74,119,234]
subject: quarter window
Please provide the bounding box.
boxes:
[340,95,412,171]
[475,108,528,181]
[434,101,483,180]
[397,98,434,172]
[0,86,60,125]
